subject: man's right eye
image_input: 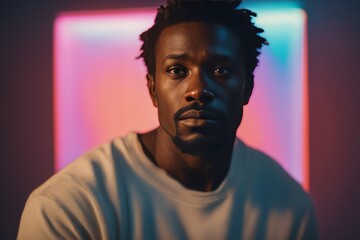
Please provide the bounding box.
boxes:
[167,66,188,79]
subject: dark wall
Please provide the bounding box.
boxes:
[1,3,54,239]
[1,0,359,239]
[306,0,360,239]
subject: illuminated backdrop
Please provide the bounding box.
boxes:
[54,6,308,189]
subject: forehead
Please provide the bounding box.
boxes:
[155,22,242,61]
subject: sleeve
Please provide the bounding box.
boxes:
[17,194,95,240]
[296,198,318,240]
[17,175,109,240]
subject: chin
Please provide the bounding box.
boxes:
[172,131,231,156]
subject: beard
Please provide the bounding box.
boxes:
[171,123,232,156]
[172,131,207,156]
[168,103,240,156]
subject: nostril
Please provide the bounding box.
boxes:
[185,95,196,102]
[185,89,215,103]
[203,90,215,101]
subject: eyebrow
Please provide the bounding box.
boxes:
[164,53,189,61]
[163,52,239,62]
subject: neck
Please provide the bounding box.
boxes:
[139,128,234,192]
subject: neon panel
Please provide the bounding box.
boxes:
[54,7,308,189]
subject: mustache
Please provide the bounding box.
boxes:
[173,103,221,122]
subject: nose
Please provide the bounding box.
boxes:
[184,73,215,104]
[184,89,215,103]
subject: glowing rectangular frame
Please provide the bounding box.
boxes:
[54,6,308,189]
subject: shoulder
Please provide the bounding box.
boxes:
[17,159,105,239]
[234,138,313,210]
[34,131,139,194]
[26,132,141,205]
[233,139,318,239]
[18,132,139,239]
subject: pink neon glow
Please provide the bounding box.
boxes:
[302,12,309,190]
[54,8,308,189]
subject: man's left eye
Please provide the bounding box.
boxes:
[213,66,232,76]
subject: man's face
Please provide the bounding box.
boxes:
[149,22,250,155]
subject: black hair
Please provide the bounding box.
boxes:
[137,0,268,90]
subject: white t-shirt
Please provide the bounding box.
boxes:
[18,132,317,240]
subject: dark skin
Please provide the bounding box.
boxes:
[139,22,252,192]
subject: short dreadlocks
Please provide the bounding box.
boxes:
[138,0,268,91]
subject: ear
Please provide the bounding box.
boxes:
[242,79,254,105]
[146,74,158,108]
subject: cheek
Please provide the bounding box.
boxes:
[221,80,246,123]
[222,78,245,105]
[229,77,246,106]
[228,75,245,93]
[156,82,184,124]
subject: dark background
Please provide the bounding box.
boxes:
[1,0,359,239]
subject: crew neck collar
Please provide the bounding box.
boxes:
[122,132,248,205]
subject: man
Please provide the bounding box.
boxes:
[18,0,317,239]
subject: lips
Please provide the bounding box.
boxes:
[178,110,220,127]
[178,110,218,120]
